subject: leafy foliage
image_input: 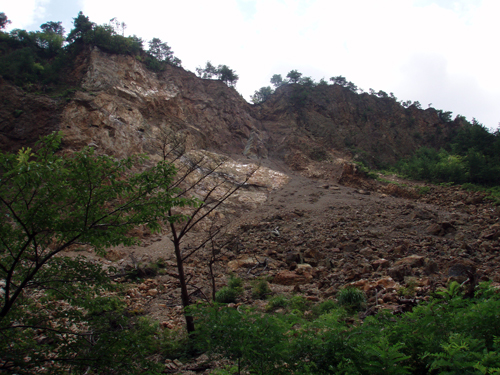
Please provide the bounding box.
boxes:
[286,69,302,83]
[215,287,239,304]
[0,132,197,373]
[395,119,500,186]
[191,283,500,374]
[0,12,11,30]
[215,275,244,303]
[250,86,274,104]
[251,279,271,300]
[195,61,239,86]
[336,286,366,312]
[0,12,180,89]
[270,73,284,88]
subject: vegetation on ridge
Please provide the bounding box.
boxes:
[0,12,239,90]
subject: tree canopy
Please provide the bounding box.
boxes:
[196,61,239,87]
[40,21,65,36]
[250,86,274,104]
[0,132,197,372]
[0,12,11,30]
[286,69,302,83]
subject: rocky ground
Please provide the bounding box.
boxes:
[75,161,500,374]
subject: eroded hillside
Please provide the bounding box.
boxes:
[1,47,462,172]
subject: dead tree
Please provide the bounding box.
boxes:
[148,125,258,333]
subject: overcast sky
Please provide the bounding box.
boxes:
[3,0,499,130]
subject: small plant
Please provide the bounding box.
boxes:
[436,281,463,301]
[288,295,311,313]
[211,365,239,375]
[417,186,431,195]
[215,286,239,304]
[228,274,244,294]
[398,277,418,298]
[252,279,271,300]
[313,299,337,316]
[266,294,289,311]
[337,286,366,312]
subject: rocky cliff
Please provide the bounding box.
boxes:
[0,47,462,175]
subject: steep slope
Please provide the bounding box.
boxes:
[257,84,463,169]
[1,47,463,174]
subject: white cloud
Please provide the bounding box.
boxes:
[3,0,50,30]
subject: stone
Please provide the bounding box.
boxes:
[394,255,425,268]
[424,259,439,275]
[388,265,413,282]
[285,251,301,265]
[272,271,309,285]
[147,289,158,297]
[375,276,399,290]
[104,249,125,261]
[304,248,322,260]
[372,258,390,270]
[227,257,258,271]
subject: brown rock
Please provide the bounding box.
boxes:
[104,249,125,261]
[375,276,399,290]
[147,289,158,297]
[227,257,258,271]
[424,259,439,275]
[304,248,323,260]
[388,265,413,282]
[372,258,390,270]
[272,271,309,285]
[394,255,425,268]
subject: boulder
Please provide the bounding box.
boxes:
[272,271,310,285]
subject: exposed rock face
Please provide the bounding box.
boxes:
[257,84,462,168]
[1,47,461,174]
[61,47,267,159]
[0,77,63,152]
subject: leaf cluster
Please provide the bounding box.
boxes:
[0,11,180,90]
[395,119,500,186]
[195,61,239,87]
[191,283,500,374]
[0,131,197,373]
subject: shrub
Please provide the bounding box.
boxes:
[288,295,311,313]
[313,299,337,316]
[337,286,366,312]
[266,294,289,311]
[252,279,271,300]
[215,286,239,304]
[227,274,244,294]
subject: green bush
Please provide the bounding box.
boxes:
[190,283,500,374]
[313,299,337,316]
[252,279,271,300]
[228,274,244,293]
[288,295,312,313]
[337,286,366,312]
[266,294,289,311]
[215,286,239,304]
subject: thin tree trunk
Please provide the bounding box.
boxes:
[170,221,195,334]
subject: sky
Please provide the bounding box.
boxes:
[3,0,499,130]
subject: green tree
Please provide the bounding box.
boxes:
[250,86,273,104]
[217,64,239,86]
[40,21,65,36]
[0,132,196,372]
[0,12,12,30]
[66,11,94,43]
[286,69,302,83]
[270,74,284,88]
[196,61,218,78]
[330,75,347,87]
[148,37,173,62]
